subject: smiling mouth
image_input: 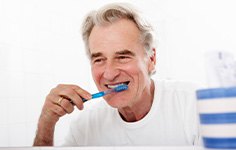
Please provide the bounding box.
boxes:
[105,81,130,89]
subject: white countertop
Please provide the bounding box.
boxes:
[0,146,206,150]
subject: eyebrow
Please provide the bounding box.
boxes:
[90,52,103,60]
[90,49,135,60]
[115,49,135,56]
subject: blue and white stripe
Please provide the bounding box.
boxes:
[197,87,236,149]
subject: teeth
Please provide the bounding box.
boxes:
[107,83,125,89]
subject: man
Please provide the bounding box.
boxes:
[33,3,200,146]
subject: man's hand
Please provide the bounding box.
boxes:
[33,84,91,146]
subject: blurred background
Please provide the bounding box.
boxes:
[0,0,236,147]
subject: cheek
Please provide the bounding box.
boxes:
[124,60,149,76]
[119,64,140,80]
[91,66,102,84]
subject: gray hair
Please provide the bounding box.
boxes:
[81,3,156,58]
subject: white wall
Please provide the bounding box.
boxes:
[0,0,236,147]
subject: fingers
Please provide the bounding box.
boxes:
[54,84,91,110]
[40,84,91,126]
[50,102,67,116]
[57,97,74,113]
[40,84,91,125]
[72,86,91,100]
[40,97,67,124]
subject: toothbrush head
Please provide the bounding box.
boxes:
[113,84,128,92]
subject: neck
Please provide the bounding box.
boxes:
[118,79,155,122]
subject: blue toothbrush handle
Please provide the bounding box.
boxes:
[80,85,127,103]
[82,91,105,102]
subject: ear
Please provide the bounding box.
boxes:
[148,48,156,74]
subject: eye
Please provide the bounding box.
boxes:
[92,58,106,64]
[118,56,128,59]
[94,59,101,62]
[117,55,131,63]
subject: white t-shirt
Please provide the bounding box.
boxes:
[63,80,200,146]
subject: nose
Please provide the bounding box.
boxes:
[103,61,120,81]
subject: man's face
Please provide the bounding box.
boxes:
[88,19,155,108]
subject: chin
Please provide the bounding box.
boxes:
[104,96,127,108]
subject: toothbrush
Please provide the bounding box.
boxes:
[82,84,128,102]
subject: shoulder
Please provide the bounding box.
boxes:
[153,79,199,107]
[155,79,198,92]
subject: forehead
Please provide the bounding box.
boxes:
[88,19,143,56]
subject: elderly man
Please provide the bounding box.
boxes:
[33,3,200,146]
